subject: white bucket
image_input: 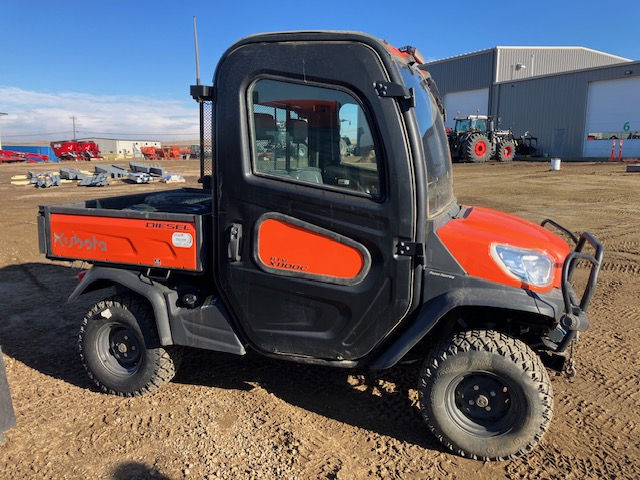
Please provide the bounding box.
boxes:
[550,158,561,171]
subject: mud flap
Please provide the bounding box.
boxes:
[0,346,16,444]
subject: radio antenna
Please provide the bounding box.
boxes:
[193,16,201,86]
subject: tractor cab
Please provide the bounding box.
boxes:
[453,115,490,135]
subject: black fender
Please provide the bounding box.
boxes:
[68,267,174,346]
[369,285,562,370]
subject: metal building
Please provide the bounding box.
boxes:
[78,137,161,158]
[423,47,640,159]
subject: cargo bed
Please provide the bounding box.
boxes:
[38,188,212,272]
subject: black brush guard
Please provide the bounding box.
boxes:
[541,219,604,354]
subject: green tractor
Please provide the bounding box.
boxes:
[447,115,516,163]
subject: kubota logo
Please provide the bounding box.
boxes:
[54,232,107,251]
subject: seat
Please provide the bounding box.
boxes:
[287,118,308,168]
[254,113,276,142]
[254,112,277,170]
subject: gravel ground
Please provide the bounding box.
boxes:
[0,159,639,479]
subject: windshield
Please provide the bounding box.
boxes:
[398,64,454,216]
[455,118,470,132]
[457,118,488,133]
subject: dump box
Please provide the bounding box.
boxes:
[38,189,212,272]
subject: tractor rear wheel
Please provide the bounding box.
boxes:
[497,139,516,162]
[465,134,491,163]
[419,329,553,460]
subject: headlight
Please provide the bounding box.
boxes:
[491,244,553,287]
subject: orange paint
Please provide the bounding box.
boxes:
[49,213,199,270]
[438,206,571,292]
[257,218,365,280]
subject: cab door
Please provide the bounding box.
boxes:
[213,33,417,361]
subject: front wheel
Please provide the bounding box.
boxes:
[79,294,182,397]
[419,330,553,460]
[497,139,516,162]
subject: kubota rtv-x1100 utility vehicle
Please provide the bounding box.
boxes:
[38,31,603,461]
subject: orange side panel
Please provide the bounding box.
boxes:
[49,213,199,270]
[257,219,365,280]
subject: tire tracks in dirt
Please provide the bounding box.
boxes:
[3,161,640,479]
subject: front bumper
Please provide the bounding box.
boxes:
[541,221,604,354]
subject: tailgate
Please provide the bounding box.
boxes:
[38,191,209,272]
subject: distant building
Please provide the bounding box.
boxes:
[78,138,161,158]
[423,47,640,158]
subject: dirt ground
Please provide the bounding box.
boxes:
[0,159,639,479]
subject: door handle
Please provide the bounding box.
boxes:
[228,223,243,263]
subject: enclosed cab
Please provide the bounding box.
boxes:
[39,31,602,461]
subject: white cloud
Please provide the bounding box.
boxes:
[0,87,200,143]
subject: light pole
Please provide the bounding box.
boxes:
[70,116,77,141]
[0,112,7,150]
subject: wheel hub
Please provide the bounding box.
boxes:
[447,372,521,436]
[111,331,139,360]
[98,325,143,373]
[475,142,486,155]
[457,376,509,417]
[475,394,489,408]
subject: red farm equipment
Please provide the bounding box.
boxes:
[153,146,183,159]
[140,146,159,160]
[51,141,103,161]
[23,152,49,162]
[0,150,26,163]
[0,150,49,163]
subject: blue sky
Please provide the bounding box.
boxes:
[1,0,639,143]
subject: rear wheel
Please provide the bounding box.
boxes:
[497,139,516,162]
[419,330,553,460]
[79,294,182,396]
[465,134,491,163]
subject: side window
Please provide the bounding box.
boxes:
[250,79,380,197]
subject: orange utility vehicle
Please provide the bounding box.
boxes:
[38,32,603,461]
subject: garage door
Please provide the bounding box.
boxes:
[443,88,489,129]
[583,76,640,158]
